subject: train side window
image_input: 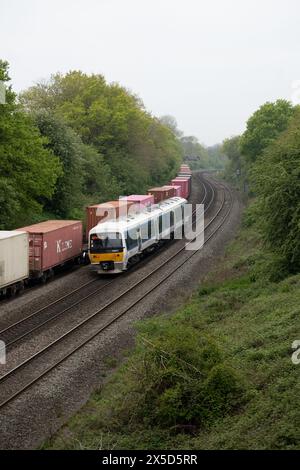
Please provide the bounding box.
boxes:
[141,223,151,241]
[148,220,154,239]
[170,211,174,228]
[159,215,163,234]
[126,228,139,250]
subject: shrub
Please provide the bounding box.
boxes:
[100,320,246,431]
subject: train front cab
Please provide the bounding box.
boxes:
[88,198,187,274]
[89,221,158,274]
[89,231,126,273]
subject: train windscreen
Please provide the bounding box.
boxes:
[90,232,123,253]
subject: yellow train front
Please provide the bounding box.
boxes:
[89,227,126,273]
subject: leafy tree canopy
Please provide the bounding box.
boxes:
[0,61,62,228]
[240,99,295,163]
[251,109,300,271]
[21,72,182,194]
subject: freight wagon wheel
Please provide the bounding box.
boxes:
[41,272,48,284]
[48,269,54,281]
[7,284,17,298]
[17,281,24,295]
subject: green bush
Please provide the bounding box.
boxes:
[95,321,245,431]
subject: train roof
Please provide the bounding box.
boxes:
[89,197,187,234]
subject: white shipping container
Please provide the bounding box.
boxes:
[0,231,29,290]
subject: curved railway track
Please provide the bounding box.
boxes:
[0,174,232,410]
[0,175,210,351]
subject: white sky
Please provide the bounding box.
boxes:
[1,0,300,145]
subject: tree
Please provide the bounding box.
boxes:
[240,100,295,163]
[206,144,227,170]
[0,61,62,229]
[222,136,243,181]
[251,109,300,272]
[180,136,210,169]
[33,111,118,218]
[21,72,182,195]
[159,115,183,138]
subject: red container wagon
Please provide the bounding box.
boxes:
[171,178,189,199]
[162,186,177,197]
[120,195,154,212]
[175,177,191,198]
[148,186,176,203]
[17,220,83,280]
[172,185,182,197]
[178,174,192,194]
[86,200,135,240]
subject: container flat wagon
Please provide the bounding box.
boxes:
[17,220,83,282]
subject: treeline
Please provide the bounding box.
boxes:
[159,115,227,171]
[222,99,300,275]
[0,60,183,229]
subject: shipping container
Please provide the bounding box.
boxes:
[0,231,29,296]
[171,178,189,199]
[148,186,176,203]
[171,185,182,197]
[174,176,191,198]
[178,174,192,195]
[180,164,191,172]
[161,186,177,197]
[86,200,135,240]
[120,194,154,212]
[17,220,83,278]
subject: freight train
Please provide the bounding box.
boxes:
[0,165,191,296]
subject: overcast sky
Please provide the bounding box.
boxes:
[2,0,300,145]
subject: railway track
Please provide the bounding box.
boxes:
[0,175,210,351]
[0,175,231,410]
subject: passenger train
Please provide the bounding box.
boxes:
[88,197,188,274]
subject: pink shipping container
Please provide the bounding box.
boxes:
[120,195,154,212]
[172,185,182,197]
[171,178,189,199]
[86,200,135,240]
[17,220,83,278]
